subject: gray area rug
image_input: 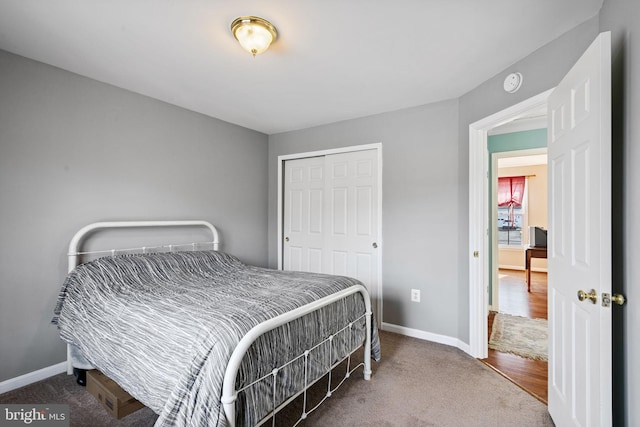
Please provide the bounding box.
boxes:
[489,313,548,361]
[1,331,553,426]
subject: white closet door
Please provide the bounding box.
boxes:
[283,156,325,273]
[283,149,379,319]
[324,150,378,288]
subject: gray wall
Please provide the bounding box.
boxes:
[268,100,461,337]
[599,0,640,424]
[0,51,269,382]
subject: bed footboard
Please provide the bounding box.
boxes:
[221,285,372,427]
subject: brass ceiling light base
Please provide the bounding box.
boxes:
[231,16,278,57]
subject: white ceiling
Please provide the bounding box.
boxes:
[0,1,602,134]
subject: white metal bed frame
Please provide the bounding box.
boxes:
[65,220,372,427]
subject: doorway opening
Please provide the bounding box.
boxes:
[468,90,552,401]
[490,148,548,313]
[486,147,549,402]
[468,89,552,359]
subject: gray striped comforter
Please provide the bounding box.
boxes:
[53,251,380,426]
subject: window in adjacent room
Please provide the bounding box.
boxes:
[497,176,527,247]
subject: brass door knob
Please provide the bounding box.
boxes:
[611,294,626,306]
[577,289,598,304]
[285,237,289,242]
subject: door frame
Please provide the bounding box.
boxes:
[277,142,383,324]
[468,90,552,358]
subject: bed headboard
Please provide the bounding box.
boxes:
[67,220,221,273]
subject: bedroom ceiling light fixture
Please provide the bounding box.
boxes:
[231,16,278,57]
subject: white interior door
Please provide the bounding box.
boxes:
[547,31,611,426]
[283,149,380,321]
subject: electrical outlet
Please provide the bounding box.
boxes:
[411,289,420,302]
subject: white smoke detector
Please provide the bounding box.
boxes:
[503,72,523,93]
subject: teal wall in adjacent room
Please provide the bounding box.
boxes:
[488,128,548,153]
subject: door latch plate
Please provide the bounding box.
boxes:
[602,292,626,307]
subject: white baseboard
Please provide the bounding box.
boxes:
[0,362,67,395]
[498,265,548,273]
[381,322,471,355]
[498,264,524,271]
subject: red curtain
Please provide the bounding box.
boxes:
[497,176,526,207]
[498,176,525,227]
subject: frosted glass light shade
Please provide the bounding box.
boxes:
[231,16,278,56]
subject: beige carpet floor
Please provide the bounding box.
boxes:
[1,331,554,426]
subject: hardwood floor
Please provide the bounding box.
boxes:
[481,269,548,404]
